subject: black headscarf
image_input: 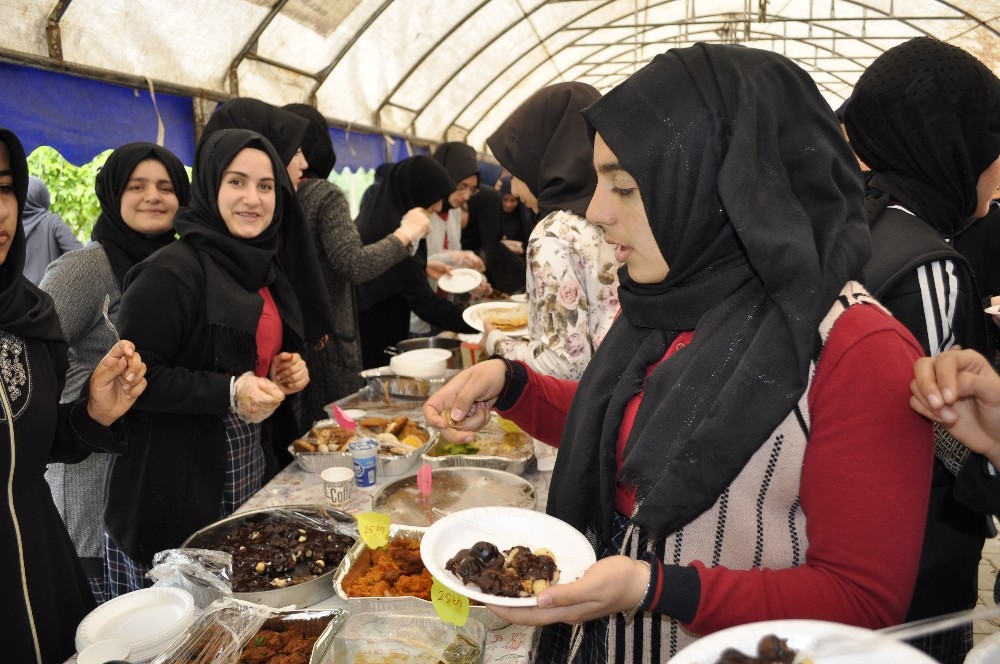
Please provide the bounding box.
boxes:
[0,128,65,355]
[164,128,304,369]
[487,82,600,218]
[354,155,454,308]
[90,143,190,287]
[844,37,1000,237]
[548,44,870,540]
[432,142,479,185]
[282,103,337,180]
[204,98,308,166]
[203,97,336,348]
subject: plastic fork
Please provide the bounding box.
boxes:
[102,293,121,348]
[790,604,1000,663]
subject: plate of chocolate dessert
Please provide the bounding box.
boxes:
[420,506,596,607]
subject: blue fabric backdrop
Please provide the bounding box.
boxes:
[0,61,196,165]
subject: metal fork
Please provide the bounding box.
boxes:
[102,293,121,348]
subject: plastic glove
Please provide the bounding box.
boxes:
[451,250,485,271]
[396,208,431,245]
[233,372,285,424]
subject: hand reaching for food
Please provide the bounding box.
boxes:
[234,372,286,423]
[395,207,432,245]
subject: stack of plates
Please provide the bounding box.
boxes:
[75,587,195,662]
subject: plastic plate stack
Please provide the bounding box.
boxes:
[75,587,195,662]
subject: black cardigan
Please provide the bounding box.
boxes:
[106,240,298,563]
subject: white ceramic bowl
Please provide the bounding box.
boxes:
[388,348,451,378]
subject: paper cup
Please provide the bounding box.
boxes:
[321,466,355,507]
[348,438,379,489]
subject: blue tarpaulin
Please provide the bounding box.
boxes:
[0,60,435,172]
[0,61,196,166]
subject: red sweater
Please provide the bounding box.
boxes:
[498,304,933,631]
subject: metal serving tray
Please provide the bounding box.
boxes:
[180,505,356,608]
[421,418,534,475]
[290,417,437,477]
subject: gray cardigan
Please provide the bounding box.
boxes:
[297,178,410,422]
[40,242,119,562]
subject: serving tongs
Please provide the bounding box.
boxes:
[790,604,1000,663]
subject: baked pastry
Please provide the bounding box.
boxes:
[477,306,527,331]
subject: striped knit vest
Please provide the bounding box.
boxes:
[569,281,885,663]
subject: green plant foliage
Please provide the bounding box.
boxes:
[26,146,111,242]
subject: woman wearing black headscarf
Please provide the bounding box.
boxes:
[0,127,147,663]
[104,129,309,597]
[40,142,189,602]
[283,104,429,421]
[202,98,337,358]
[483,82,620,380]
[425,44,934,662]
[203,98,337,433]
[844,36,1000,663]
[355,155,476,369]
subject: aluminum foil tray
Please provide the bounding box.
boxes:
[290,417,437,477]
[332,525,510,630]
[421,418,534,475]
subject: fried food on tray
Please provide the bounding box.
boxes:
[344,535,433,601]
[239,625,318,664]
[292,417,430,456]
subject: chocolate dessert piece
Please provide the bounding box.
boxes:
[713,634,797,664]
[445,541,559,597]
[201,513,356,592]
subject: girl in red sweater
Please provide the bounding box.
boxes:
[424,43,933,663]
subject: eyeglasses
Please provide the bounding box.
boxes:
[456,183,479,197]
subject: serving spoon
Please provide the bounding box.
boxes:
[790,604,1000,663]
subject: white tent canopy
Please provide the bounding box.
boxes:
[2,0,999,151]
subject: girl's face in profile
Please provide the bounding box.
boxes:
[120,158,179,236]
[587,133,668,284]
[217,148,276,239]
[974,154,1000,219]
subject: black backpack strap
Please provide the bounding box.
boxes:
[862,206,965,299]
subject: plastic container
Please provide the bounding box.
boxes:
[389,347,452,378]
[348,438,379,488]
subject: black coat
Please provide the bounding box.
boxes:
[3,335,124,663]
[108,240,298,564]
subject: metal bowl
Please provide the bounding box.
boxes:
[180,505,356,608]
[370,467,537,528]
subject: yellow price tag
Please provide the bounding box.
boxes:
[431,576,469,626]
[356,512,391,549]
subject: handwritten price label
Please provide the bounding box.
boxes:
[356,512,391,549]
[431,576,469,626]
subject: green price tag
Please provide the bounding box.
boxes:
[431,576,470,626]
[356,512,391,549]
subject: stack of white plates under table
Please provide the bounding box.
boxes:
[74,587,195,662]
